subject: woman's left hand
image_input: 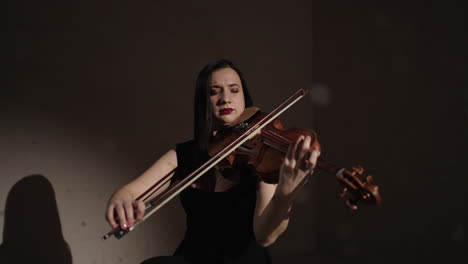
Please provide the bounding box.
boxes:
[275,135,320,201]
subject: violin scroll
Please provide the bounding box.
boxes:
[337,165,381,210]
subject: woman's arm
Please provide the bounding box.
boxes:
[106,149,178,230]
[253,181,292,247]
[253,135,320,247]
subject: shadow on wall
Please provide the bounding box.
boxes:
[0,175,72,264]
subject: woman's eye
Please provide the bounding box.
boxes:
[210,90,219,95]
[231,88,239,93]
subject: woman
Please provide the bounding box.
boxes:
[105,59,320,264]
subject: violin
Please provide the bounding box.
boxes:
[102,88,381,240]
[209,106,380,209]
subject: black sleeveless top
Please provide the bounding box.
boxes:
[171,140,272,264]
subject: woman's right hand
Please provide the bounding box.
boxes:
[106,199,146,230]
[104,149,177,231]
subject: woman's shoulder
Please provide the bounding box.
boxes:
[176,139,195,148]
[174,139,198,160]
[175,139,209,170]
[175,139,197,156]
[171,139,199,183]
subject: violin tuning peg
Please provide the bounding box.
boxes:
[364,193,372,200]
[352,165,364,175]
[339,187,348,198]
[346,199,358,211]
[365,175,374,184]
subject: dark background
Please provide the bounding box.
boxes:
[3,0,467,263]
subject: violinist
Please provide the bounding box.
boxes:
[105,59,321,264]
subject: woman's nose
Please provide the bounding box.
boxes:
[218,92,231,105]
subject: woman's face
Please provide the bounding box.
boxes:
[209,67,245,127]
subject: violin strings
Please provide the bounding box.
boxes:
[262,132,290,152]
[262,129,291,152]
[264,129,292,145]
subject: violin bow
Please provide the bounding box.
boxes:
[102,88,309,240]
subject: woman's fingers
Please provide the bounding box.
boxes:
[308,148,321,174]
[293,136,306,162]
[292,135,313,172]
[134,200,146,220]
[106,203,118,229]
[285,135,318,174]
[106,200,145,230]
[114,201,128,229]
[285,136,302,170]
[287,135,301,161]
[298,136,311,163]
[123,201,135,228]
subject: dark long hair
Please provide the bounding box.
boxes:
[193,59,253,153]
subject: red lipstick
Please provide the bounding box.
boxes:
[219,108,234,115]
